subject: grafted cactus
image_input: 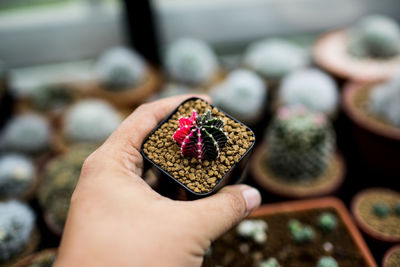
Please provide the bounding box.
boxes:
[173,110,228,161]
[266,105,334,180]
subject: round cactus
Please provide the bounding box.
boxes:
[31,84,75,111]
[369,74,400,128]
[316,256,338,267]
[95,47,147,91]
[348,15,400,58]
[236,219,268,244]
[0,113,51,154]
[38,144,95,234]
[0,200,35,262]
[211,69,267,124]
[0,154,35,199]
[279,68,338,116]
[165,38,219,85]
[259,257,281,267]
[318,212,337,232]
[372,203,390,218]
[244,38,308,80]
[63,99,122,143]
[266,105,335,180]
[288,219,315,244]
[173,110,228,161]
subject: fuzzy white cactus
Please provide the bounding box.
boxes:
[279,68,339,116]
[0,113,51,154]
[0,154,35,199]
[244,38,308,80]
[211,69,267,124]
[165,38,219,85]
[236,219,268,244]
[0,201,35,262]
[95,47,147,90]
[63,99,122,142]
[369,74,400,127]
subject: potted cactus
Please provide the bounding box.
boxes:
[342,74,400,175]
[210,69,268,126]
[12,248,57,267]
[37,144,96,235]
[203,198,376,267]
[0,201,39,266]
[0,154,37,201]
[90,46,162,107]
[351,188,400,243]
[141,97,255,199]
[277,68,339,118]
[164,38,222,89]
[382,245,400,267]
[251,105,345,198]
[314,14,400,83]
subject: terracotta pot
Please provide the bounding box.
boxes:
[11,248,57,267]
[250,144,345,199]
[249,198,376,266]
[351,188,400,243]
[313,30,400,83]
[382,245,400,267]
[342,82,400,176]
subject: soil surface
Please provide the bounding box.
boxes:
[203,208,367,267]
[143,99,254,193]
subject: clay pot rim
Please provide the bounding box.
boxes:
[351,187,400,243]
[43,212,63,236]
[250,144,345,199]
[342,82,400,141]
[382,244,400,267]
[249,197,376,267]
[11,248,58,267]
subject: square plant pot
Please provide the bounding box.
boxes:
[141,97,256,200]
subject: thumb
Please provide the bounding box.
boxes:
[188,184,261,242]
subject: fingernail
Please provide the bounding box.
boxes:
[242,188,261,214]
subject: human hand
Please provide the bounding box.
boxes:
[55,95,262,267]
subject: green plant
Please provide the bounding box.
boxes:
[63,99,122,143]
[316,256,338,267]
[0,154,35,199]
[259,257,281,267]
[31,84,75,111]
[395,203,400,216]
[348,15,400,58]
[318,212,337,232]
[0,113,51,154]
[0,200,35,262]
[372,203,390,218]
[95,47,147,90]
[236,219,268,244]
[37,144,95,233]
[288,219,315,244]
[265,105,335,180]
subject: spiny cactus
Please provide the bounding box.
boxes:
[236,219,268,245]
[369,74,400,127]
[288,219,315,244]
[95,47,147,90]
[31,84,75,111]
[244,38,308,80]
[372,203,390,218]
[318,212,337,232]
[63,99,122,143]
[259,257,281,267]
[165,38,219,85]
[279,68,338,116]
[38,144,95,234]
[266,105,335,180]
[0,154,35,199]
[0,113,51,154]
[0,200,35,262]
[173,110,228,161]
[316,256,338,267]
[348,15,400,58]
[211,69,267,124]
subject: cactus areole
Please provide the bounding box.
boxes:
[173,110,228,161]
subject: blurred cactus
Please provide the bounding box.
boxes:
[95,47,147,91]
[211,69,267,124]
[165,38,219,85]
[288,219,315,244]
[372,203,390,218]
[63,99,122,143]
[236,219,268,244]
[0,113,51,154]
[38,144,95,234]
[0,200,35,262]
[0,154,35,199]
[244,38,308,81]
[259,258,281,267]
[318,212,337,232]
[348,15,400,58]
[369,74,400,127]
[31,84,75,111]
[279,69,338,116]
[395,203,400,216]
[316,256,338,267]
[266,105,335,180]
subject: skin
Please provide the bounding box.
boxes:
[55,94,261,267]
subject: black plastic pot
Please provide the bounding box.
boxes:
[141,97,256,200]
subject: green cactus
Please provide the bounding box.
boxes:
[266,105,335,180]
[31,84,75,111]
[259,257,281,267]
[288,219,315,244]
[395,203,400,216]
[318,212,337,232]
[38,144,96,233]
[372,203,390,218]
[316,256,338,267]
